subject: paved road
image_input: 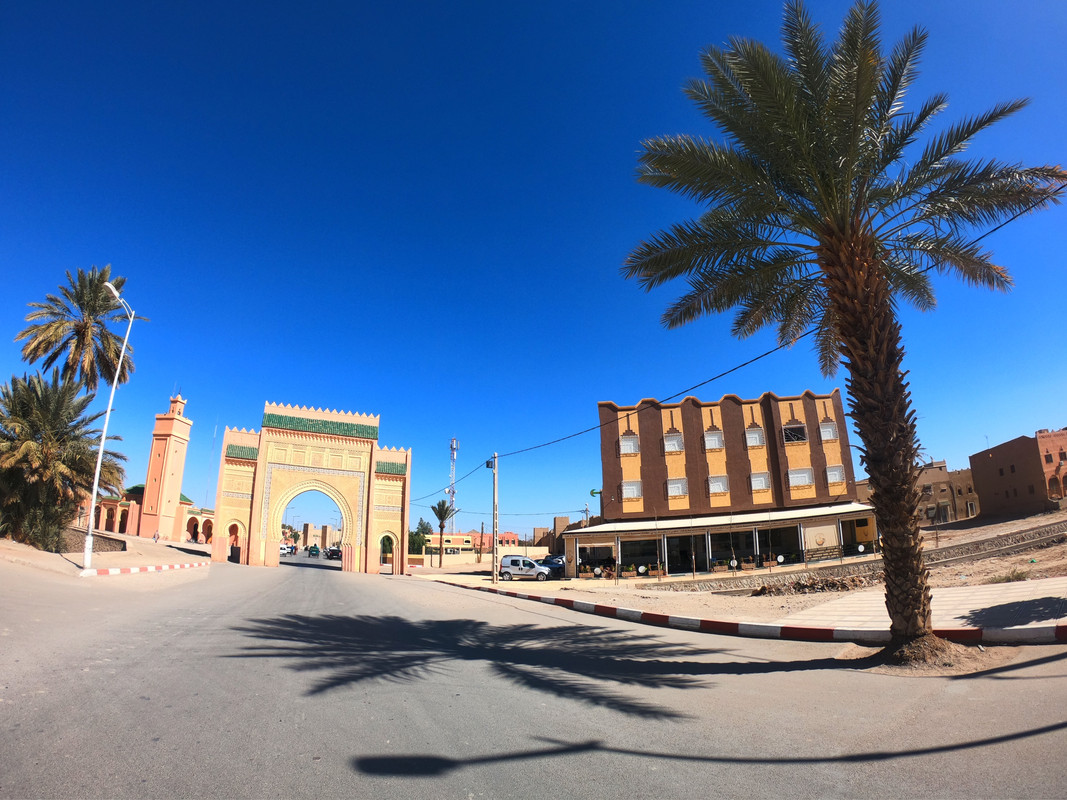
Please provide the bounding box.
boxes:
[2,557,1066,799]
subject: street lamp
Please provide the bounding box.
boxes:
[83,282,135,570]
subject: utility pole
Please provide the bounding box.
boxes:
[487,453,498,584]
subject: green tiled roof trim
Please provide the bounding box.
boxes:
[226,444,259,460]
[376,461,407,475]
[262,412,379,440]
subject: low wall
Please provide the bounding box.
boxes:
[645,518,1067,593]
[59,527,127,555]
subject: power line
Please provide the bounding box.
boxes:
[411,180,1067,507]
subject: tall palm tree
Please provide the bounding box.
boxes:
[623,1,1065,643]
[0,369,126,551]
[430,499,458,569]
[16,265,141,393]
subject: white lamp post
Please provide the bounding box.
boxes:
[83,282,135,570]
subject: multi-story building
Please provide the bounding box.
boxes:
[969,428,1067,518]
[563,390,876,577]
[856,460,979,525]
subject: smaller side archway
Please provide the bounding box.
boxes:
[378,532,398,574]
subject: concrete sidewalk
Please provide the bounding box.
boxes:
[0,536,212,578]
[422,571,1067,645]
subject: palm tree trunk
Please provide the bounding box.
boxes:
[822,237,932,642]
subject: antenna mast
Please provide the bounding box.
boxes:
[447,438,459,534]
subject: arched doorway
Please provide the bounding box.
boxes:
[226,522,244,563]
[202,519,213,544]
[379,533,396,574]
[280,489,344,558]
[186,518,200,542]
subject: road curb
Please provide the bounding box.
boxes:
[79,561,211,577]
[439,580,1067,645]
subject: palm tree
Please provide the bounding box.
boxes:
[430,499,458,569]
[16,265,142,393]
[0,369,126,551]
[623,1,1065,643]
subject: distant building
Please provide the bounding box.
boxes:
[426,529,519,554]
[969,428,1067,517]
[856,460,979,525]
[533,516,575,553]
[564,390,876,577]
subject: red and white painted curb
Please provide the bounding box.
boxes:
[442,581,1067,645]
[80,561,211,577]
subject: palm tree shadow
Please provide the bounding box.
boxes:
[230,614,852,719]
[961,597,1067,628]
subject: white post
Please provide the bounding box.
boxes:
[83,283,134,570]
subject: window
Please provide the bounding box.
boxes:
[1061,451,1067,462]
[998,468,1004,477]
[621,480,642,499]
[788,468,814,487]
[704,430,724,450]
[667,478,688,497]
[664,433,684,453]
[1046,453,1055,464]
[1028,484,1035,495]
[750,472,771,491]
[745,428,766,447]
[921,484,932,495]
[826,465,845,484]
[783,424,807,443]
[1010,464,1016,474]
[708,475,729,494]
[819,421,838,440]
[619,435,639,455]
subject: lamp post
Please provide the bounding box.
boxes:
[83,282,135,570]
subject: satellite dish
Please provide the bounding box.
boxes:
[857,544,865,553]
[729,559,738,568]
[777,554,785,563]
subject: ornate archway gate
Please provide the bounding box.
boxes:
[209,402,411,573]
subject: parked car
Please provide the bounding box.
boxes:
[324,546,342,560]
[308,544,320,557]
[279,544,289,557]
[535,557,565,579]
[499,555,553,581]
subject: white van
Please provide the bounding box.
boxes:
[499,555,552,581]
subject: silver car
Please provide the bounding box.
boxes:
[499,555,552,581]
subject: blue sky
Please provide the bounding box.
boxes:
[3,1,1065,536]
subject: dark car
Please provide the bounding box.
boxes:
[307,544,320,557]
[535,557,565,579]
[324,546,342,560]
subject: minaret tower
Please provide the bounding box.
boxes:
[137,395,193,541]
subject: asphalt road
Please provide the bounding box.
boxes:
[2,556,1066,799]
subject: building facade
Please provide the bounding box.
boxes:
[856,460,979,525]
[564,390,876,577]
[210,402,411,573]
[969,428,1067,518]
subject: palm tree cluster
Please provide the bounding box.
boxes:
[624,0,1065,642]
[1,266,138,551]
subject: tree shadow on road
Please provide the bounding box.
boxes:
[230,614,854,719]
